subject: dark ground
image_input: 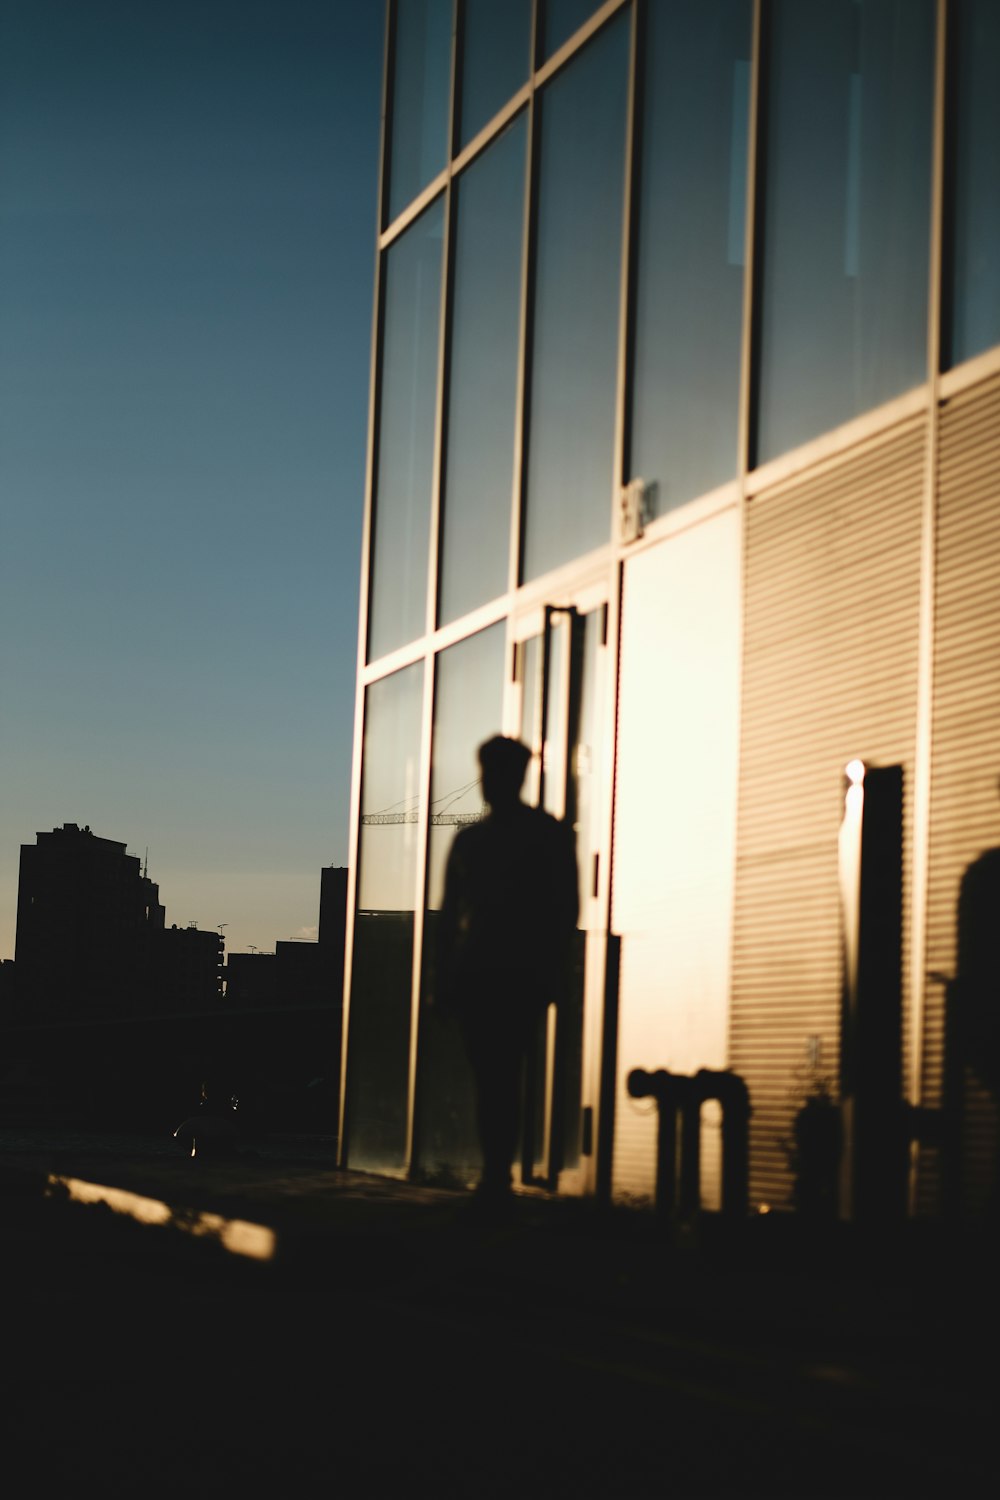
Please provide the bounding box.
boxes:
[2,1126,998,1498]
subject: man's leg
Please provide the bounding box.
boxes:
[465,1020,525,1196]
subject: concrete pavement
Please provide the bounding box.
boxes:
[2,1123,998,1496]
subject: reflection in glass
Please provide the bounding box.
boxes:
[945,0,1000,368]
[524,16,628,582]
[542,0,602,61]
[368,200,444,661]
[458,0,532,148]
[630,0,752,514]
[755,0,934,465]
[387,0,452,224]
[439,117,526,624]
[346,663,424,1173]
[518,607,604,1175]
[417,624,506,1184]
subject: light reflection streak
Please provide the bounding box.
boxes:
[46,1175,276,1262]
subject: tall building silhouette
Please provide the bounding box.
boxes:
[340,2,1000,1220]
[14,824,222,1020]
[15,824,164,1020]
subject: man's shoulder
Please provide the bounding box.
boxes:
[448,818,491,863]
[524,805,572,838]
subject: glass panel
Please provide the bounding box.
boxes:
[387,0,452,224]
[519,625,565,817]
[517,607,602,1176]
[568,610,602,924]
[945,0,1000,368]
[630,0,752,515]
[439,116,526,624]
[558,609,603,1173]
[417,623,506,1185]
[346,662,424,1173]
[523,15,628,583]
[458,0,532,147]
[755,0,934,465]
[542,0,602,61]
[368,200,444,661]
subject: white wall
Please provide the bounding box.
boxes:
[611,507,742,1202]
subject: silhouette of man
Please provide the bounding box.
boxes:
[435,735,579,1204]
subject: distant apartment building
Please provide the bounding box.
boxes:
[148,923,225,1014]
[15,823,164,1019]
[14,824,221,1020]
[340,1,1000,1221]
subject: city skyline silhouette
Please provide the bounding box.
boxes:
[0,1,384,963]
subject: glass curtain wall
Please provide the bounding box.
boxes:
[629,0,752,515]
[523,12,629,582]
[386,0,452,224]
[458,0,532,147]
[542,1,604,61]
[346,662,424,1172]
[944,0,1000,368]
[754,0,935,464]
[368,199,445,661]
[416,623,506,1184]
[438,115,527,625]
[354,1,1000,1183]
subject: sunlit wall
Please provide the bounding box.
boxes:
[344,0,1000,1215]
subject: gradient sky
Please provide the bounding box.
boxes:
[0,0,384,959]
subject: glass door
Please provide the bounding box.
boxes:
[514,597,607,1190]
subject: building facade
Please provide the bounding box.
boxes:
[15,823,166,1020]
[340,0,1000,1219]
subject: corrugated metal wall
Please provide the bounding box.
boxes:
[922,372,1000,1216]
[732,419,925,1209]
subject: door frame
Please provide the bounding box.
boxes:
[505,577,612,1194]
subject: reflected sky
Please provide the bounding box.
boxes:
[439,117,526,625]
[369,199,444,661]
[630,0,751,513]
[387,0,451,223]
[524,14,628,582]
[459,0,532,147]
[542,0,603,61]
[946,0,1000,367]
[755,0,934,463]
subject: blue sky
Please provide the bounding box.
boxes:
[0,0,384,957]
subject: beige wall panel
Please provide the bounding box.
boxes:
[733,421,924,1210]
[611,508,742,1204]
[924,372,1000,1216]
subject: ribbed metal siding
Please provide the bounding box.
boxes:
[923,372,1000,1216]
[733,421,925,1209]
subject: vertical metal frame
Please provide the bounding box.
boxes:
[338,0,395,1165]
[725,0,764,1124]
[742,0,767,480]
[508,0,541,599]
[908,0,949,1169]
[737,0,764,489]
[405,0,461,1179]
[725,0,762,1170]
[611,0,640,515]
[583,0,640,1201]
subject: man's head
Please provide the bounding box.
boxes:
[478,735,531,811]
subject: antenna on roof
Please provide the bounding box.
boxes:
[143,848,149,879]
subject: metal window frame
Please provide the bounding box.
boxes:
[344,0,993,1204]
